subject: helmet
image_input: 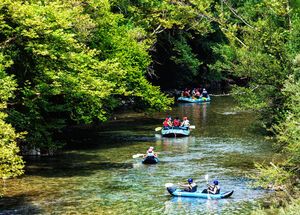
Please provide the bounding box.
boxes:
[149,146,154,149]
[188,178,193,183]
[213,180,219,185]
[165,118,169,121]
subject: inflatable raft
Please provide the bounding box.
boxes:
[142,156,159,164]
[161,127,190,137]
[177,96,211,103]
[167,186,233,199]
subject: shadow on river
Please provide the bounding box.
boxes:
[0,96,275,215]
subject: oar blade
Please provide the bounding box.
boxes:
[165,183,174,188]
[132,153,144,158]
[155,127,162,131]
[189,125,195,129]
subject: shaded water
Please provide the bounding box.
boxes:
[1,96,274,215]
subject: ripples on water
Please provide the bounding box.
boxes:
[0,96,274,215]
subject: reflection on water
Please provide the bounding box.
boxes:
[164,197,262,215]
[0,96,274,215]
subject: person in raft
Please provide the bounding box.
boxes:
[181,117,190,127]
[201,88,208,98]
[182,88,190,97]
[179,178,198,192]
[163,117,173,128]
[202,180,220,194]
[173,117,181,127]
[194,88,201,98]
[144,146,157,158]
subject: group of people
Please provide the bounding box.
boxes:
[179,178,221,194]
[163,116,190,128]
[181,88,208,98]
[145,112,220,195]
[143,146,221,194]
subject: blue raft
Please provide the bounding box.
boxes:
[167,186,234,199]
[161,127,190,137]
[142,156,159,164]
[177,96,211,103]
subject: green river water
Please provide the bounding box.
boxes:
[1,96,275,215]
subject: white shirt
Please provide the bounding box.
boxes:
[182,120,190,127]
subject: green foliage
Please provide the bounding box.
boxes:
[251,162,292,189]
[0,1,299,199]
[249,54,300,193]
[0,53,24,182]
[208,0,300,196]
[251,198,300,215]
[110,0,217,89]
[0,113,25,180]
[0,0,172,150]
[209,44,236,73]
[272,58,300,171]
[210,0,299,110]
[110,0,213,34]
[231,85,270,110]
[210,0,296,126]
[170,35,201,75]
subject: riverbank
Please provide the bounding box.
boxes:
[253,195,300,215]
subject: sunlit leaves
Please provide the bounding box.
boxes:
[0,53,24,181]
[0,0,172,151]
[273,73,300,168]
[251,162,292,189]
[211,0,293,115]
[0,116,25,180]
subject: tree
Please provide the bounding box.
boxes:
[0,0,172,151]
[211,0,300,190]
[0,53,24,183]
[111,0,218,89]
[210,0,296,126]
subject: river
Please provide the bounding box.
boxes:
[0,96,274,215]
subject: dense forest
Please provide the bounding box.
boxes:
[1,0,299,212]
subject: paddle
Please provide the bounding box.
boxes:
[133,152,160,158]
[205,174,211,200]
[165,183,174,188]
[189,125,195,129]
[132,153,145,158]
[155,127,162,131]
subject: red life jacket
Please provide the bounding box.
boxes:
[173,119,180,126]
[163,121,169,126]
